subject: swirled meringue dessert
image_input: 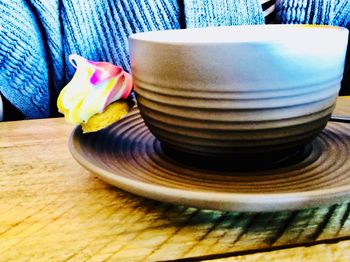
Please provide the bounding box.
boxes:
[57,54,133,133]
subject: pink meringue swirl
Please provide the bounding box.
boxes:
[57,54,133,124]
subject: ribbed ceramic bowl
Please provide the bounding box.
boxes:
[129,25,349,158]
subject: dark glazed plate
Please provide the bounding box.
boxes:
[69,108,350,212]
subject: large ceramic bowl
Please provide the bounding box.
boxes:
[129,25,348,158]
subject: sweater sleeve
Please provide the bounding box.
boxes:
[61,0,181,82]
[0,0,54,119]
[184,0,265,28]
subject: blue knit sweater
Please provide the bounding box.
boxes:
[0,0,349,120]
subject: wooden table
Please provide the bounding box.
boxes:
[1,97,349,261]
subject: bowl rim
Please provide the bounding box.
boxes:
[129,24,348,45]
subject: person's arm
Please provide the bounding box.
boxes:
[0,1,54,120]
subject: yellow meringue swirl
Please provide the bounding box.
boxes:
[57,54,133,125]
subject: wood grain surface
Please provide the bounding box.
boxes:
[0,97,349,261]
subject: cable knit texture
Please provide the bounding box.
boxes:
[0,1,52,118]
[275,0,349,26]
[275,0,350,95]
[184,0,265,28]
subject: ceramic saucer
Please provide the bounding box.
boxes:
[69,108,350,212]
